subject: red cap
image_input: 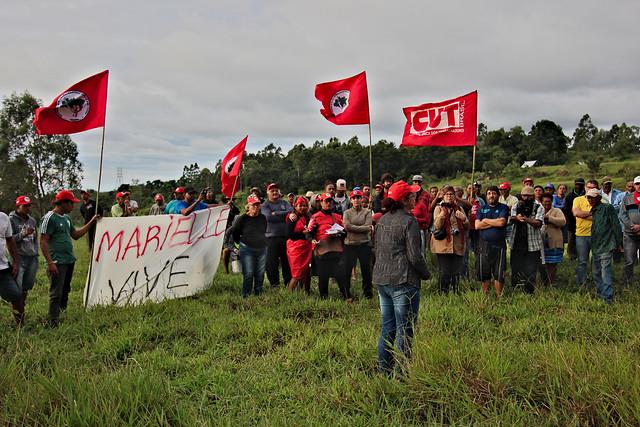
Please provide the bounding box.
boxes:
[350,189,364,198]
[116,191,127,198]
[523,177,533,183]
[294,196,308,206]
[55,190,80,203]
[317,192,334,202]
[387,180,421,202]
[154,194,164,201]
[267,183,278,191]
[15,196,32,206]
[174,187,185,194]
[247,195,261,204]
[498,181,511,190]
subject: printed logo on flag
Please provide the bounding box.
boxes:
[55,91,90,122]
[330,90,350,116]
[224,155,239,174]
[409,101,464,136]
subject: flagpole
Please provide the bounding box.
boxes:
[83,125,106,308]
[368,123,373,192]
[470,144,477,188]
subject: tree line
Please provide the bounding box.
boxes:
[1,91,639,215]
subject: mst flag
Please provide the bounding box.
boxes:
[401,91,477,147]
[221,136,248,198]
[34,70,109,135]
[315,71,370,125]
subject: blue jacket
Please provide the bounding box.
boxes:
[261,199,292,238]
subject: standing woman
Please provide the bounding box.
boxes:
[286,196,312,293]
[541,193,566,285]
[431,187,469,293]
[343,189,373,299]
[232,195,268,298]
[373,181,431,375]
[306,193,352,301]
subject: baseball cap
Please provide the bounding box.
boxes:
[336,179,347,189]
[116,191,127,198]
[350,189,364,198]
[294,196,308,206]
[602,176,612,184]
[305,191,314,198]
[185,187,197,194]
[174,187,185,194]
[498,181,511,190]
[267,183,278,191]
[387,180,421,202]
[520,187,535,196]
[15,196,32,206]
[545,183,555,190]
[586,188,601,198]
[287,192,294,197]
[317,192,334,202]
[79,189,89,195]
[154,194,164,201]
[247,195,261,204]
[412,175,423,182]
[55,190,80,203]
[634,176,640,184]
[574,178,585,185]
[523,177,533,183]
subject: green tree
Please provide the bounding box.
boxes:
[0,92,83,214]
[525,120,570,165]
[572,114,598,153]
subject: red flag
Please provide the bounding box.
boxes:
[33,70,109,135]
[401,91,477,147]
[221,136,248,198]
[315,71,370,125]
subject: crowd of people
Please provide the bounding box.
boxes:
[0,172,638,374]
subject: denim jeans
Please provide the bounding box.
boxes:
[623,234,640,284]
[239,243,266,297]
[377,283,420,374]
[592,252,614,303]
[16,255,38,292]
[575,236,592,285]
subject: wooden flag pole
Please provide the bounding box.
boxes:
[83,125,106,308]
[470,144,477,188]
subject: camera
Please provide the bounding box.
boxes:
[451,227,460,236]
[200,187,210,197]
[515,201,533,217]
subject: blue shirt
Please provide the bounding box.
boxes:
[552,195,566,209]
[164,199,182,214]
[175,200,209,213]
[477,203,510,242]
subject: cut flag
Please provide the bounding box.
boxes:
[401,91,477,147]
[34,70,109,135]
[315,71,370,125]
[221,136,248,198]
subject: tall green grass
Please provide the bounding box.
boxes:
[1,240,639,425]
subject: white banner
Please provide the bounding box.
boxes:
[84,206,229,308]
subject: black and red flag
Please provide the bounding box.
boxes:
[314,71,370,125]
[220,136,248,198]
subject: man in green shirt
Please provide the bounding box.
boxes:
[40,190,99,327]
[587,188,622,304]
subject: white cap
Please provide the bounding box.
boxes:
[634,176,640,184]
[586,188,601,198]
[336,179,347,189]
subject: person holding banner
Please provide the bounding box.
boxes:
[232,195,268,298]
[40,190,100,327]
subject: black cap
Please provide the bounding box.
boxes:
[185,186,197,194]
[574,178,585,185]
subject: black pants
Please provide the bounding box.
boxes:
[510,249,539,294]
[436,254,463,293]
[343,244,373,298]
[265,236,291,287]
[315,252,351,299]
[48,263,74,324]
[87,223,97,250]
[567,230,577,260]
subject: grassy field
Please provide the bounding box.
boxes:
[1,240,640,426]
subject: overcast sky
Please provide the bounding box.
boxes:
[2,0,639,190]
